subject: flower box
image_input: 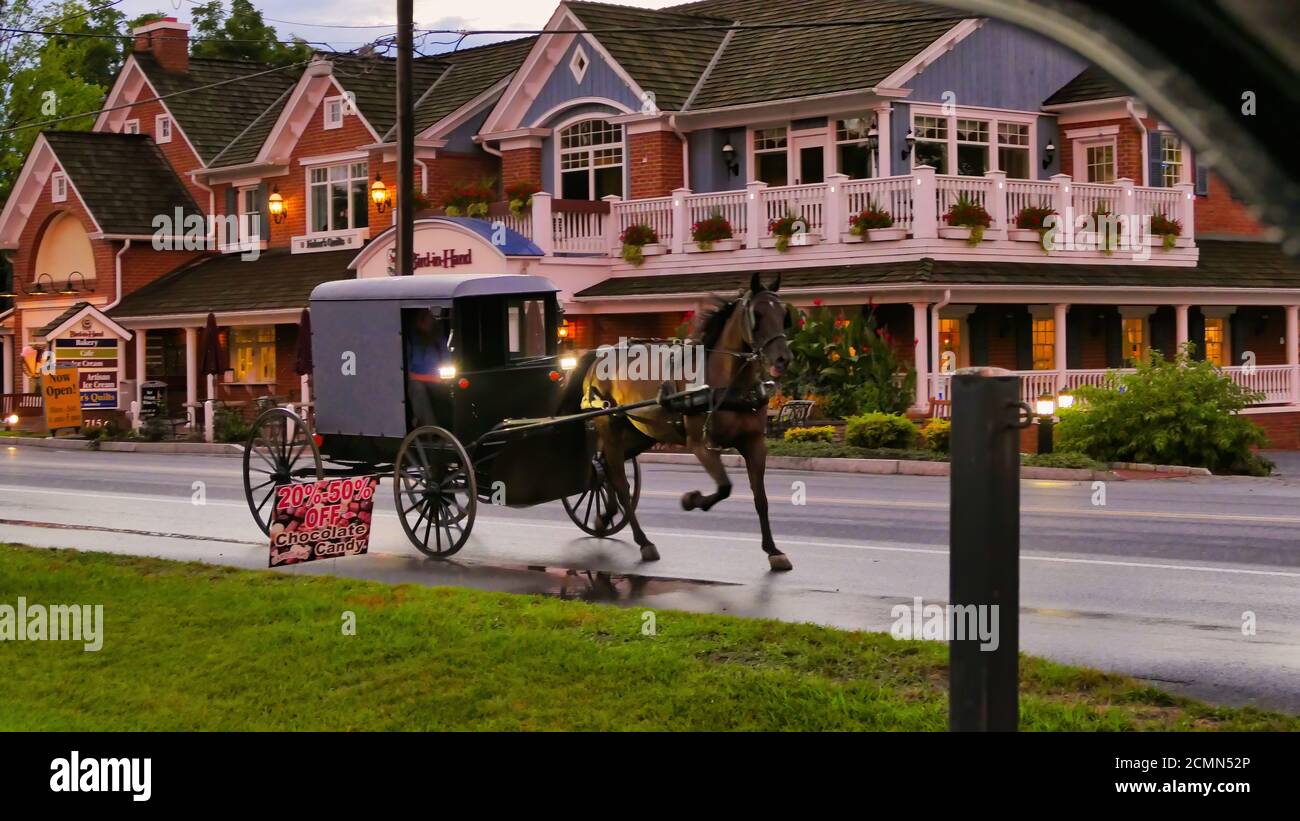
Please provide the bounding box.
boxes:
[939,226,975,241]
[639,242,667,256]
[759,234,822,249]
[686,239,742,253]
[1144,235,1192,248]
[864,227,905,242]
[1007,228,1044,242]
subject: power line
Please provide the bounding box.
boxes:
[416,17,972,35]
[0,25,338,47]
[180,0,400,30]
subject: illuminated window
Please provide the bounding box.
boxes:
[309,162,369,233]
[231,326,276,383]
[1032,318,1055,370]
[1123,318,1145,362]
[939,318,962,369]
[1204,318,1226,365]
[1160,134,1183,187]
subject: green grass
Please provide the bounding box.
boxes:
[1,543,1294,731]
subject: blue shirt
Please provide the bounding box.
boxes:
[407,336,447,376]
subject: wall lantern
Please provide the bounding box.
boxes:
[59,270,94,295]
[7,272,56,297]
[900,129,915,160]
[721,142,739,176]
[267,186,286,224]
[1042,141,1056,169]
[866,123,879,153]
[370,174,390,213]
[558,319,573,340]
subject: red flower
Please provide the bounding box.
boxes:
[812,298,824,307]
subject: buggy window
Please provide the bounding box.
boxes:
[508,298,548,359]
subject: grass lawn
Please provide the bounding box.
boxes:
[1,543,1295,731]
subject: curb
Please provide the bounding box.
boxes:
[0,437,244,457]
[637,451,1210,481]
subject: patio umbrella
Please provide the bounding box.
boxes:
[200,312,225,400]
[294,308,313,406]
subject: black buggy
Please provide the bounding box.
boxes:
[240,274,676,558]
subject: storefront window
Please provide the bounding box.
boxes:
[231,326,276,383]
[1032,318,1055,370]
[939,318,962,371]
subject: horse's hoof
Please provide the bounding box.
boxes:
[640,543,660,562]
[681,491,701,511]
[768,553,793,572]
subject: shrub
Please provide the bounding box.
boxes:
[920,418,951,453]
[765,440,947,461]
[1021,451,1105,470]
[691,212,733,250]
[848,202,894,235]
[1054,343,1269,474]
[944,193,991,246]
[783,425,835,443]
[214,409,255,444]
[139,416,171,442]
[844,412,918,449]
[767,212,809,252]
[619,223,659,266]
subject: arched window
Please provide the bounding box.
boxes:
[559,119,623,200]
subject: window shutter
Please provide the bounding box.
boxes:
[224,187,237,216]
[968,310,988,366]
[1150,310,1175,360]
[1229,312,1248,366]
[1105,311,1123,368]
[1066,308,1085,369]
[1189,309,1206,360]
[1014,310,1033,371]
[1194,156,1210,196]
[1147,132,1164,187]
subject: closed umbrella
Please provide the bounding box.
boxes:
[294,308,313,407]
[200,312,225,400]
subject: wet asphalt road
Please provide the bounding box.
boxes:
[1,443,1298,713]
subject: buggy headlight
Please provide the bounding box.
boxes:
[438,365,457,380]
[559,356,577,370]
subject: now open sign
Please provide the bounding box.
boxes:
[43,368,83,432]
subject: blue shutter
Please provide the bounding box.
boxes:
[1147,132,1164,187]
[224,187,237,216]
[1194,156,1210,196]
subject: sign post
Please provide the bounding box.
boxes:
[949,369,1029,732]
[42,368,83,434]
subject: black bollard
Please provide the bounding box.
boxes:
[949,371,1028,732]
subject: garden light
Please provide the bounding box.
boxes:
[1035,393,1056,417]
[1057,389,1075,409]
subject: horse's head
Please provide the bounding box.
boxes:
[744,273,793,377]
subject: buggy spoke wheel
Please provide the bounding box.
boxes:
[562,454,640,537]
[394,425,476,558]
[242,407,323,535]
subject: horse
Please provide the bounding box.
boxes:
[576,272,795,571]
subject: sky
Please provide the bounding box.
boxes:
[112,0,680,53]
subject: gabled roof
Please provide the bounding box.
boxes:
[567,2,731,111]
[326,53,446,139]
[111,248,356,318]
[133,53,303,163]
[43,131,203,235]
[1043,65,1130,106]
[409,38,537,137]
[32,302,92,337]
[33,302,132,340]
[208,83,297,169]
[669,0,969,111]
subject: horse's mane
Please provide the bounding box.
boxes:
[692,296,741,350]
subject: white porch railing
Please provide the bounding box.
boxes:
[524,171,1196,259]
[928,365,1298,408]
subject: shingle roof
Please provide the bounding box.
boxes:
[576,241,1300,298]
[134,53,302,163]
[567,2,731,111]
[408,38,537,137]
[110,249,356,318]
[326,53,447,139]
[1043,65,1129,106]
[208,83,296,169]
[43,131,203,235]
[33,302,92,337]
[668,0,969,111]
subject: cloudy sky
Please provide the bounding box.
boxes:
[115,0,679,53]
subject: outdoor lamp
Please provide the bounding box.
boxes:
[1035,393,1056,417]
[1042,141,1056,168]
[23,272,55,296]
[267,186,286,224]
[370,174,390,213]
[1036,392,1057,455]
[60,270,93,295]
[721,142,738,176]
[1057,388,1075,409]
[4,413,17,429]
[866,124,879,152]
[901,129,915,160]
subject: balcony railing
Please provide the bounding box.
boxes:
[928,365,1295,408]
[513,167,1196,259]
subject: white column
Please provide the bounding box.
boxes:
[872,103,892,178]
[1175,304,1190,353]
[1174,182,1195,244]
[1,334,12,395]
[913,301,930,410]
[134,329,147,409]
[601,194,622,253]
[984,169,1007,233]
[531,191,554,256]
[824,172,848,241]
[1054,303,1069,389]
[1051,173,1072,250]
[184,326,198,428]
[910,165,937,239]
[743,181,766,249]
[1286,305,1299,405]
[671,187,692,254]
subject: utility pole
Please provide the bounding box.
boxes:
[395,0,414,277]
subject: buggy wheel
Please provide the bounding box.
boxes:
[394,425,477,558]
[243,407,323,535]
[562,454,641,537]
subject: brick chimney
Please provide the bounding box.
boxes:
[133,17,190,74]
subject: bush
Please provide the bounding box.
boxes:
[920,418,951,453]
[844,412,918,449]
[783,425,835,443]
[1021,451,1105,470]
[214,409,255,444]
[1054,344,1269,474]
[139,416,171,442]
[765,440,947,461]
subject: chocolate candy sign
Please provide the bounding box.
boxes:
[269,476,380,567]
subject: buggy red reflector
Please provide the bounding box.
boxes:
[458,378,470,389]
[312,433,323,448]
[548,371,561,381]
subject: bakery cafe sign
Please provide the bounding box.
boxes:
[386,247,473,276]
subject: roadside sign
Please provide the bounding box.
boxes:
[140,381,167,419]
[42,368,83,432]
[268,476,379,567]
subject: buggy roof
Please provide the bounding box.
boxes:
[310,274,559,302]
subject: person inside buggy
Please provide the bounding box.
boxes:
[403,308,451,428]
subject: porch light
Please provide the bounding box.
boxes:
[901,129,915,160]
[866,124,879,152]
[558,320,572,339]
[370,174,390,213]
[1057,389,1075,409]
[1035,393,1056,417]
[1042,141,1055,169]
[267,186,286,224]
[721,142,738,176]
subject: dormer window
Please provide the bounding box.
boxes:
[559,119,622,200]
[123,119,140,135]
[569,44,589,84]
[324,96,345,130]
[156,115,172,144]
[51,172,68,203]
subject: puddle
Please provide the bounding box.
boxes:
[515,564,735,602]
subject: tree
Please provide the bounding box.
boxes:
[189,0,311,66]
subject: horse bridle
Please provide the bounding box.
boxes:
[738,290,789,363]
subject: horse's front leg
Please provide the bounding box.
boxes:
[737,433,791,572]
[681,416,732,512]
